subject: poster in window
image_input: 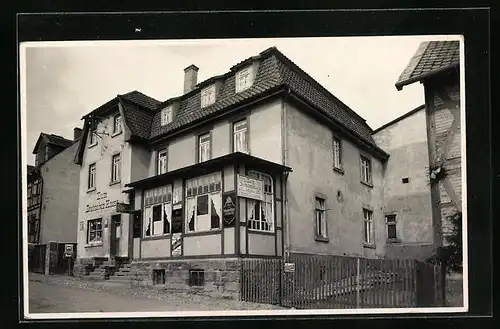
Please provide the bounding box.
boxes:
[222,192,236,227]
[171,233,182,256]
[171,208,183,233]
[210,193,221,229]
[163,203,171,234]
[144,206,152,237]
[186,198,196,232]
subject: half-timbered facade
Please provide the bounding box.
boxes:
[396,40,462,246]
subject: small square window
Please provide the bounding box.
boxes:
[152,269,165,285]
[402,177,409,184]
[189,269,205,286]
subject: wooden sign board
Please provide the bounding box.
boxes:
[116,202,133,213]
[237,174,264,201]
[284,263,295,273]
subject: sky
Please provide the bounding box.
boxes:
[20,35,460,166]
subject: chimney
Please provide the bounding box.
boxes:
[183,64,199,94]
[73,127,83,141]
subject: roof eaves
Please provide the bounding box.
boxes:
[272,48,371,126]
[395,62,459,90]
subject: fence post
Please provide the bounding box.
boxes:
[356,257,360,308]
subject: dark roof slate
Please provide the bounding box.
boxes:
[395,40,460,90]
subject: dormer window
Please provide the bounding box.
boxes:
[201,84,216,108]
[236,66,254,93]
[161,106,173,126]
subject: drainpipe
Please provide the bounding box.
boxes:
[282,87,291,258]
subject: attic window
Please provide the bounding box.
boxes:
[235,66,254,93]
[161,106,173,126]
[44,145,49,161]
[201,84,216,108]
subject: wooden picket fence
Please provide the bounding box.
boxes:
[240,253,445,309]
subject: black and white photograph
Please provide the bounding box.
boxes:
[20,33,468,319]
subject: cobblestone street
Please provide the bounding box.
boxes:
[27,273,285,314]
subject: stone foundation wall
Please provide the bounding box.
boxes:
[73,257,105,277]
[129,258,242,300]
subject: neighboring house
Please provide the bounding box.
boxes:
[395,40,462,245]
[372,105,435,260]
[28,129,82,274]
[71,46,437,295]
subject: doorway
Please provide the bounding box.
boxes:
[110,215,121,258]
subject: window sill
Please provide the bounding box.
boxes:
[363,243,376,249]
[387,238,402,244]
[85,242,103,248]
[314,236,330,243]
[88,143,98,149]
[248,229,275,235]
[142,234,171,241]
[184,229,222,237]
[360,181,374,188]
[109,180,121,187]
[333,167,345,175]
[86,187,96,193]
[111,130,122,138]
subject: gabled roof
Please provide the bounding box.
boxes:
[372,104,426,134]
[395,40,460,90]
[32,133,74,154]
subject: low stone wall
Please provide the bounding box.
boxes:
[129,258,242,300]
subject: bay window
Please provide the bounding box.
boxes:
[185,172,222,233]
[246,171,274,232]
[143,185,172,237]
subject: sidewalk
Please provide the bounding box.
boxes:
[28,272,285,312]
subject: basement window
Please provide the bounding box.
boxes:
[152,269,165,285]
[189,269,205,286]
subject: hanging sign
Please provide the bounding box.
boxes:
[116,202,132,213]
[222,193,236,227]
[237,175,264,201]
[171,233,182,256]
[284,263,295,273]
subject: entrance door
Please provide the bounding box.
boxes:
[110,215,121,258]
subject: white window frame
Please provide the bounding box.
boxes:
[161,106,173,126]
[333,136,342,169]
[246,171,274,232]
[201,84,216,108]
[88,163,96,190]
[360,156,372,184]
[386,214,398,241]
[233,119,248,153]
[198,133,211,162]
[157,149,168,175]
[111,153,121,183]
[185,172,222,233]
[363,208,374,245]
[235,66,253,92]
[87,218,103,244]
[143,186,173,237]
[113,114,122,135]
[315,197,327,239]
